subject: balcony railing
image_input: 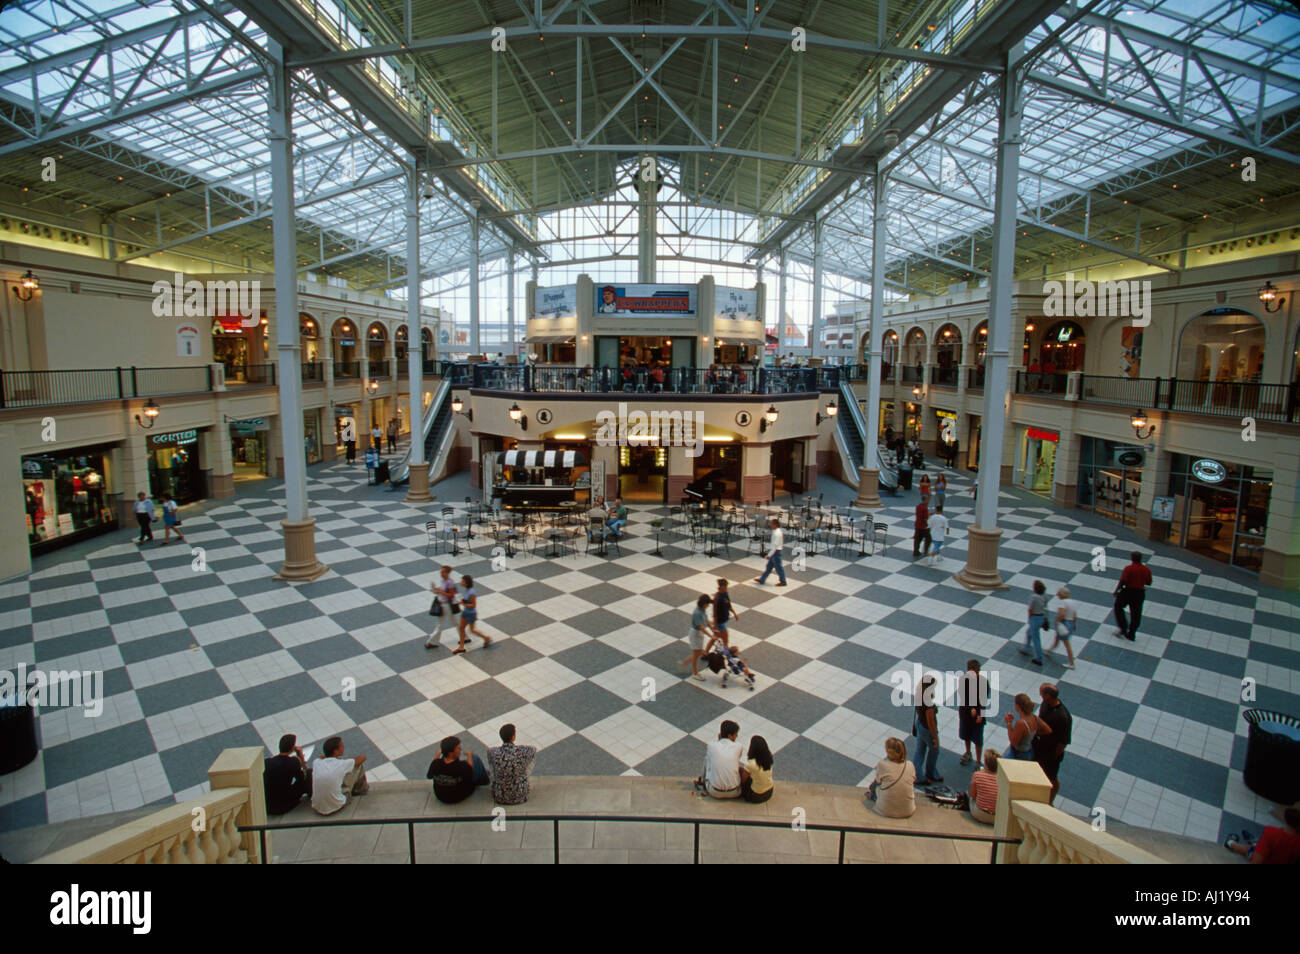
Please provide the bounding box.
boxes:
[466,364,839,395]
[0,365,215,408]
[368,359,390,378]
[900,365,924,384]
[1076,375,1157,408]
[235,363,276,386]
[967,367,984,390]
[931,366,959,388]
[1013,370,1069,395]
[1020,372,1300,423]
[302,362,324,383]
[334,360,361,379]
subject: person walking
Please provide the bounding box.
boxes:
[753,517,787,586]
[1003,693,1049,761]
[132,491,155,545]
[912,673,943,785]
[680,594,714,681]
[912,498,931,560]
[712,578,738,649]
[1113,551,1152,641]
[371,423,383,451]
[1035,684,1072,805]
[345,435,357,464]
[934,473,947,509]
[453,574,491,654]
[1048,586,1078,668]
[927,504,948,566]
[159,492,184,546]
[918,473,931,507]
[1021,580,1049,666]
[425,565,458,649]
[386,417,398,453]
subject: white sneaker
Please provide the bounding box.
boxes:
[692,673,705,681]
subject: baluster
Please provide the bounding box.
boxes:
[168,834,188,864]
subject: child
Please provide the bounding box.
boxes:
[160,492,184,546]
[927,504,948,565]
[705,640,757,690]
[712,578,739,649]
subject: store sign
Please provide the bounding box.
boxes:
[1192,458,1226,483]
[215,317,246,333]
[715,286,758,322]
[532,285,577,320]
[151,429,198,447]
[176,323,200,357]
[1027,427,1059,442]
[1115,449,1145,468]
[595,284,696,316]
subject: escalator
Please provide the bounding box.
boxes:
[836,378,866,471]
[388,379,453,486]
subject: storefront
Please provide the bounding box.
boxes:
[148,428,205,503]
[618,441,666,502]
[934,409,957,460]
[1163,454,1271,573]
[493,448,588,510]
[1076,437,1145,527]
[904,401,921,443]
[966,415,981,471]
[878,400,895,439]
[22,446,117,554]
[229,418,269,479]
[1017,426,1058,495]
[304,410,322,465]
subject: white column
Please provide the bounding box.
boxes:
[406,167,424,465]
[811,217,824,359]
[778,249,788,362]
[469,202,480,355]
[638,154,657,283]
[866,172,887,470]
[506,246,516,354]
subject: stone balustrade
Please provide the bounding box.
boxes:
[34,747,267,865]
[995,758,1165,864]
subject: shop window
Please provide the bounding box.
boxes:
[1165,453,1271,573]
[1176,309,1264,383]
[24,450,116,551]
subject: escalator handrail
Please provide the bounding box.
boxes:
[388,379,448,484]
[838,378,870,467]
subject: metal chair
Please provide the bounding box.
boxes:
[872,521,888,555]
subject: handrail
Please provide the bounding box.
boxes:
[388,378,446,485]
[839,377,870,467]
[241,811,1020,865]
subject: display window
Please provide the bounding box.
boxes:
[1165,454,1271,573]
[1076,437,1143,527]
[23,448,117,552]
[148,429,204,504]
[1018,426,1058,495]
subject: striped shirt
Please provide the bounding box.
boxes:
[971,769,998,815]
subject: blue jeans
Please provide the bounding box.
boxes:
[607,518,626,535]
[1025,615,1045,662]
[469,753,489,786]
[912,715,939,780]
[759,549,786,584]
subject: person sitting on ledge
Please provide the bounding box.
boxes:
[866,737,916,819]
[310,736,368,816]
[264,733,312,816]
[487,723,538,806]
[694,719,745,799]
[968,749,999,825]
[428,735,490,804]
[1225,808,1300,864]
[739,735,774,803]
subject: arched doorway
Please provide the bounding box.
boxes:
[212,315,253,382]
[395,325,408,363]
[881,329,898,380]
[1175,308,1265,411]
[300,313,320,363]
[332,318,358,376]
[1040,320,1085,372]
[933,323,962,386]
[971,320,987,388]
[421,327,434,364]
[903,327,926,384]
[366,322,388,374]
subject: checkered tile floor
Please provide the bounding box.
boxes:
[2,459,1297,848]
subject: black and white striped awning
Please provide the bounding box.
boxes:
[501,449,586,468]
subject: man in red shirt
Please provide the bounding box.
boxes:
[912,500,930,560]
[1113,551,1153,641]
[1226,808,1300,864]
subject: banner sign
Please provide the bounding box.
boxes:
[715,286,757,322]
[532,285,577,319]
[595,284,696,316]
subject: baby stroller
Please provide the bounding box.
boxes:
[704,643,757,690]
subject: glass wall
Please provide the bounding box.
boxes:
[1166,454,1271,572]
[1076,437,1143,527]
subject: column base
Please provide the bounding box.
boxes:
[404,462,435,503]
[1260,548,1300,591]
[275,518,329,582]
[854,467,884,508]
[211,473,235,499]
[954,526,1009,591]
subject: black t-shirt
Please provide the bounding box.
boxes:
[428,757,475,803]
[263,754,308,815]
[956,673,989,719]
[713,592,732,625]
[1034,702,1072,763]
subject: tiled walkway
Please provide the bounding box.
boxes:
[1,456,1296,847]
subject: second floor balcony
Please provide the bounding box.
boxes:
[461,364,842,395]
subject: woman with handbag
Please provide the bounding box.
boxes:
[867,737,916,818]
[1003,693,1051,761]
[454,574,491,654]
[1048,586,1078,669]
[160,493,184,546]
[425,565,458,649]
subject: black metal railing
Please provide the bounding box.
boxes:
[967,367,984,390]
[1013,370,1069,396]
[1162,378,1297,423]
[466,364,839,395]
[931,366,959,388]
[0,365,216,409]
[302,362,324,383]
[900,365,924,384]
[1077,375,1157,408]
[422,358,440,376]
[334,359,361,379]
[241,812,1019,865]
[237,363,276,386]
[368,359,390,378]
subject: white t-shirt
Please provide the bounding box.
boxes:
[311,756,355,815]
[704,738,745,791]
[1057,597,1078,622]
[133,498,153,515]
[769,527,784,556]
[928,513,949,542]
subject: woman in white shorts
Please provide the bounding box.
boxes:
[1048,585,1078,669]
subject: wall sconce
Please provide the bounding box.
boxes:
[1024,322,1035,333]
[368,379,380,393]
[1131,409,1156,440]
[759,405,779,433]
[12,269,38,301]
[1258,281,1285,313]
[816,401,838,426]
[912,385,922,398]
[134,398,160,429]
[509,402,527,431]
[451,395,472,421]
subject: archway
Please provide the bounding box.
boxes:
[933,323,962,386]
[211,315,252,381]
[332,318,358,375]
[1175,308,1265,410]
[395,324,408,362]
[971,320,988,387]
[1040,320,1086,373]
[366,322,388,368]
[882,329,898,379]
[903,327,926,383]
[300,312,320,363]
[421,327,434,363]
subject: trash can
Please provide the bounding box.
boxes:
[898,464,913,491]
[376,460,390,485]
[1242,709,1300,805]
[0,696,39,774]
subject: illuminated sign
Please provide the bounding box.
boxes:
[150,429,198,446]
[1192,458,1226,483]
[1026,427,1059,442]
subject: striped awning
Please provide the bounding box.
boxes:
[501,449,586,468]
